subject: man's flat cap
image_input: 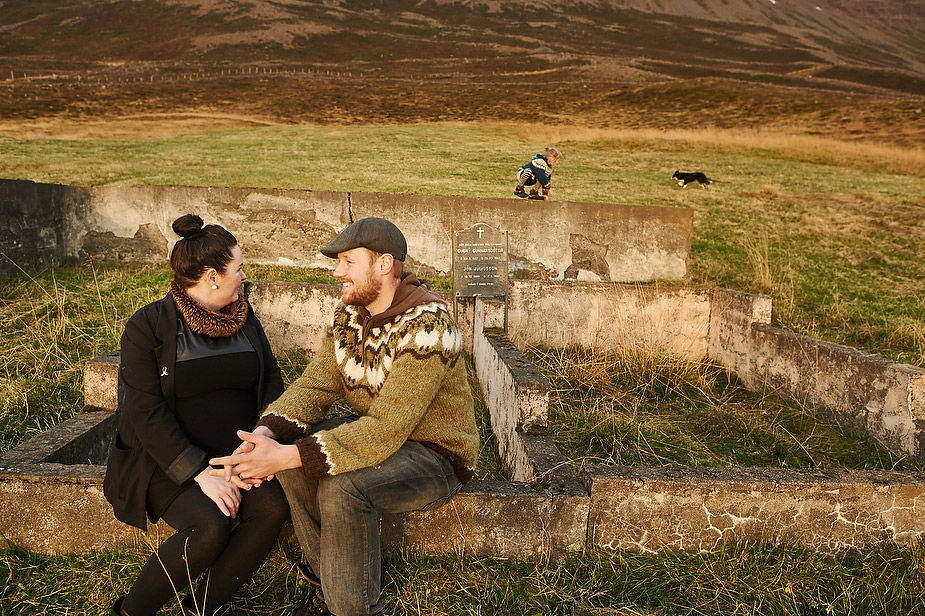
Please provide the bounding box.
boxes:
[320,217,407,261]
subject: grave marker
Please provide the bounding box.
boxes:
[453,222,508,330]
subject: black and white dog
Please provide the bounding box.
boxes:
[671,170,712,188]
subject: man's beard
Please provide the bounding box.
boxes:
[344,268,382,307]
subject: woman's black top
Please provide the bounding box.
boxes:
[147,318,260,518]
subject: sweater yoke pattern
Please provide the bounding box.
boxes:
[335,301,461,394]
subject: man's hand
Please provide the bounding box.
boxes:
[194,468,242,517]
[210,429,302,484]
[217,425,273,489]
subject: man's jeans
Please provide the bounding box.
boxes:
[277,417,462,616]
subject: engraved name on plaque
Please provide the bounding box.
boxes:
[453,223,508,299]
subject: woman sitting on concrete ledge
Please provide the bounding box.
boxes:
[104,214,289,616]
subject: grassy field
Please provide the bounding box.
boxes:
[1,123,925,614]
[2,122,923,368]
[5,537,925,615]
[2,265,924,615]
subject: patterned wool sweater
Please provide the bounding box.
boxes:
[257,274,479,482]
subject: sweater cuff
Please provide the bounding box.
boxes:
[295,435,331,480]
[257,414,306,444]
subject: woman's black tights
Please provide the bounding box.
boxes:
[121,479,289,616]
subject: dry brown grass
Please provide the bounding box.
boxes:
[743,228,773,294]
[519,125,925,177]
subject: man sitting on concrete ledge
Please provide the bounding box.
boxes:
[211,217,479,616]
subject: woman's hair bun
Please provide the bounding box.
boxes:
[172,214,205,238]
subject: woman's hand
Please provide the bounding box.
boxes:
[193,467,242,517]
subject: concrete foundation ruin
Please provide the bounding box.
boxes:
[1,179,924,559]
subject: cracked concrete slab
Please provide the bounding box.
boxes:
[586,465,925,553]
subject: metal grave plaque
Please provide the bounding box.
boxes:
[453,223,508,298]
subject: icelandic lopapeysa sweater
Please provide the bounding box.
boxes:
[257,273,479,482]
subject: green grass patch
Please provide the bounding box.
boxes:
[529,346,912,472]
[5,540,925,615]
[2,123,924,615]
[0,261,171,454]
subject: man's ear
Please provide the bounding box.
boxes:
[379,253,394,275]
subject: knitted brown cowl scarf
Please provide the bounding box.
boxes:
[169,280,248,337]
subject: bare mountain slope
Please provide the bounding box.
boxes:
[2,0,923,83]
[0,0,923,143]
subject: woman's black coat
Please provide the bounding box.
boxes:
[103,291,284,530]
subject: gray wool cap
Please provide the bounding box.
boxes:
[320,217,408,261]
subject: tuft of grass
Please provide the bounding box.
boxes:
[0,260,171,455]
[743,228,773,294]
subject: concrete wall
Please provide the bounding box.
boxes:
[245,281,343,355]
[0,412,173,553]
[83,351,119,411]
[709,288,925,462]
[0,179,693,282]
[507,280,712,360]
[242,279,716,361]
[586,465,925,553]
[349,192,693,282]
[0,181,90,278]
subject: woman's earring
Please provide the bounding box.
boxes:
[211,284,218,289]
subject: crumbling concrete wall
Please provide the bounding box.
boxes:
[507,280,712,360]
[0,412,172,553]
[67,184,348,269]
[709,288,925,462]
[244,281,343,355]
[0,181,91,278]
[586,465,925,553]
[83,351,119,411]
[0,179,693,283]
[349,192,692,281]
[473,309,551,480]
[381,480,588,561]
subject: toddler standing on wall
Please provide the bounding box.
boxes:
[514,147,562,200]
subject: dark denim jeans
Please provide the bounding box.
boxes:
[277,417,462,616]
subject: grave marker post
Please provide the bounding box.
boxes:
[453,222,509,332]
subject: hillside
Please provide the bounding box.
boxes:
[0,0,923,144]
